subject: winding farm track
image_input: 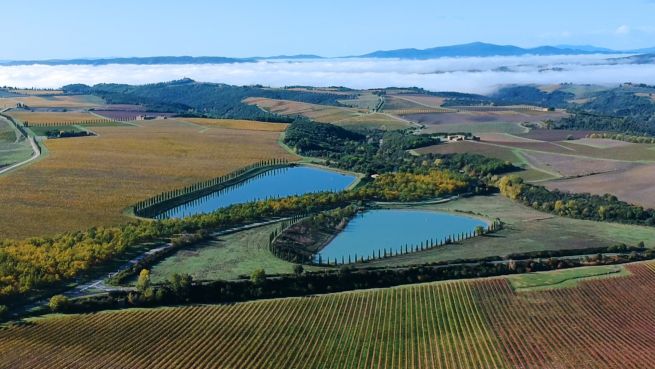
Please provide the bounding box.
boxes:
[0,112,42,176]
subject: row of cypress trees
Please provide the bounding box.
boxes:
[134,158,290,217]
[23,119,115,127]
[308,219,502,267]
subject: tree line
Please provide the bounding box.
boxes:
[43,247,655,317]
[498,175,655,226]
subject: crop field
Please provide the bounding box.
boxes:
[245,97,410,130]
[402,111,566,127]
[364,195,655,267]
[520,150,636,177]
[176,118,289,132]
[417,128,655,207]
[469,133,655,162]
[91,110,171,120]
[517,129,592,141]
[423,121,530,135]
[544,164,655,209]
[381,95,433,110]
[392,94,446,108]
[473,262,655,369]
[337,93,381,110]
[6,111,101,125]
[333,113,411,130]
[557,137,633,148]
[0,95,104,109]
[0,119,296,239]
[1,261,653,368]
[476,133,537,143]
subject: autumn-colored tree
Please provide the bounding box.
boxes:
[48,295,69,312]
[136,269,151,292]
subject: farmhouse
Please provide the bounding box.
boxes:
[135,115,168,121]
[445,134,480,142]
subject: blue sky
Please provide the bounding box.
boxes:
[4,0,655,59]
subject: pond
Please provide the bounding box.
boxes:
[316,209,488,263]
[156,165,357,219]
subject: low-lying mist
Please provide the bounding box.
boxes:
[1,54,654,94]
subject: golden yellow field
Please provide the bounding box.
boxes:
[0,119,296,239]
[244,97,363,122]
[176,118,289,132]
[7,111,100,125]
[244,97,410,129]
[0,95,104,109]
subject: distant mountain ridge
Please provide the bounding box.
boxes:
[2,42,654,65]
[360,42,629,59]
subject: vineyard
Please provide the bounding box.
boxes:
[0,119,296,238]
[6,111,101,125]
[1,261,653,368]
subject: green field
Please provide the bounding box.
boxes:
[333,113,412,130]
[508,264,630,291]
[148,222,324,283]
[0,116,33,168]
[338,93,381,110]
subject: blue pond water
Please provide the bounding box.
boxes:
[316,209,488,263]
[156,165,356,219]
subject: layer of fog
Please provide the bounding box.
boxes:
[1,54,654,94]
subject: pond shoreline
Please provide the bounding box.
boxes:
[312,208,493,265]
[153,163,359,219]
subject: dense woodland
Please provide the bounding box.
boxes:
[558,85,655,135]
[284,118,515,177]
[490,86,573,108]
[555,113,655,135]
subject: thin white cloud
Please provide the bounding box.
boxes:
[615,25,631,35]
[0,54,654,94]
